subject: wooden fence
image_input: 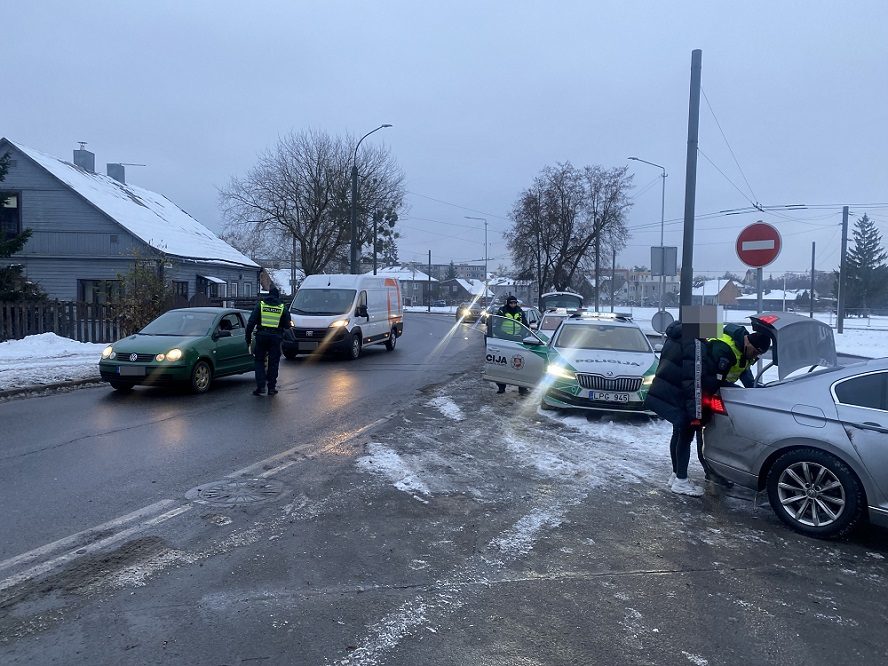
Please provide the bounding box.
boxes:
[0,301,123,343]
[0,296,262,343]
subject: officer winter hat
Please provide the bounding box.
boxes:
[747,331,771,353]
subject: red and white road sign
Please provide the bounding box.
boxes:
[736,222,781,268]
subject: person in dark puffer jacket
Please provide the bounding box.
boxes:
[644,321,762,496]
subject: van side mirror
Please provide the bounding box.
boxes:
[356,305,368,318]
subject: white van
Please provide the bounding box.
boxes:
[281,274,403,360]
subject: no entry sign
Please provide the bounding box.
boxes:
[736,222,781,268]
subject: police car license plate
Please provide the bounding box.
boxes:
[589,390,630,403]
[118,366,145,376]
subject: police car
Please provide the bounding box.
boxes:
[482,311,658,415]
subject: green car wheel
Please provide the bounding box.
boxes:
[190,360,213,394]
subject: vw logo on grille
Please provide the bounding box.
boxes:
[129,353,138,362]
[306,330,314,336]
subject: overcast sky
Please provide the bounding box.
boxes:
[6,1,887,278]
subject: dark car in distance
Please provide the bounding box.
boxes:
[455,302,484,322]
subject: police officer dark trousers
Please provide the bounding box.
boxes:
[246,286,292,396]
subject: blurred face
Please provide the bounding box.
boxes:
[507,299,518,307]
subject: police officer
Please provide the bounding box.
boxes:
[246,286,292,396]
[493,295,529,395]
[708,324,771,388]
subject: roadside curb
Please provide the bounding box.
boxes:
[0,377,104,400]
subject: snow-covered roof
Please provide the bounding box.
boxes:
[267,267,305,292]
[488,276,532,287]
[737,289,813,301]
[454,278,492,297]
[10,140,258,268]
[371,265,438,282]
[692,279,735,296]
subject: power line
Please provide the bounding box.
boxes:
[701,87,759,205]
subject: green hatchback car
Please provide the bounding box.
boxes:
[98,307,254,393]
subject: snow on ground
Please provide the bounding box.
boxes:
[0,307,885,393]
[0,333,106,391]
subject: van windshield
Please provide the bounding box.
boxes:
[291,288,357,315]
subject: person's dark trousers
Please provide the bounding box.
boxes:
[254,333,282,391]
[669,423,696,479]
[496,383,506,393]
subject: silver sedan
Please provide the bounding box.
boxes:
[704,357,888,539]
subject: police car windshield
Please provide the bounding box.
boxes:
[554,324,650,352]
[140,311,217,336]
[291,288,356,315]
[540,315,567,331]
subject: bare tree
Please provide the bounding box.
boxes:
[219,129,405,275]
[506,162,632,303]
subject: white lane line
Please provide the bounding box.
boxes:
[0,498,176,574]
[259,460,298,478]
[0,504,192,594]
[227,417,390,479]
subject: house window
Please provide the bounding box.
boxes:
[1,192,21,241]
[229,282,239,298]
[79,279,121,304]
[243,283,253,297]
[173,281,189,297]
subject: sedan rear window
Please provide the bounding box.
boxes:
[834,372,888,411]
[554,324,651,352]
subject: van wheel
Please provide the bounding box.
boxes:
[348,334,362,360]
[385,329,397,351]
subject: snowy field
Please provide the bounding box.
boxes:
[1,308,887,393]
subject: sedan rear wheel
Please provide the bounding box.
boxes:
[190,360,213,394]
[766,448,864,539]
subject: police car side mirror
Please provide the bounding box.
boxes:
[522,336,543,346]
[654,343,663,352]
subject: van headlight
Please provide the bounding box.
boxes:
[546,364,576,380]
[329,319,350,328]
[102,346,114,359]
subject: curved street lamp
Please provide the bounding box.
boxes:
[350,124,393,274]
[628,156,668,313]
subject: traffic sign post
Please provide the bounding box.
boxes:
[737,221,782,376]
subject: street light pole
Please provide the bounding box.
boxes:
[628,156,667,313]
[350,124,392,274]
[464,216,488,301]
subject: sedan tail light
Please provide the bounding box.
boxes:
[704,394,728,415]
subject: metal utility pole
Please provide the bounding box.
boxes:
[837,205,849,334]
[427,250,432,313]
[679,49,702,313]
[610,247,616,313]
[464,216,488,301]
[809,241,815,318]
[628,157,667,313]
[350,124,392,274]
[594,234,601,311]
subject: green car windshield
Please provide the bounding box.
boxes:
[291,289,356,315]
[140,311,218,336]
[554,324,651,353]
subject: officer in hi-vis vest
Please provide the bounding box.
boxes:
[493,295,529,395]
[246,286,292,396]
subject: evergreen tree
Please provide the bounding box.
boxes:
[446,261,457,280]
[0,152,46,301]
[845,214,888,313]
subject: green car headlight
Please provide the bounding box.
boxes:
[546,364,576,380]
[102,346,114,359]
[165,348,184,362]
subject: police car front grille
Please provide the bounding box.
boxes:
[576,374,641,392]
[118,353,155,362]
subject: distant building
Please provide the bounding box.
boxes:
[425,262,485,281]
[437,278,492,304]
[369,265,438,305]
[691,279,741,306]
[735,289,816,311]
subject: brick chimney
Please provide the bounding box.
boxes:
[73,142,95,173]
[106,163,125,184]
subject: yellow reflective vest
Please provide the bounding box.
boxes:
[501,311,523,335]
[707,332,746,384]
[259,301,285,329]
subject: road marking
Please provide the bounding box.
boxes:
[0,504,191,594]
[0,498,176,575]
[741,240,775,251]
[227,417,390,479]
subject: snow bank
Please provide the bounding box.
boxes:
[0,333,106,390]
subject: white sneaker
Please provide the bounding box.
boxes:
[671,477,704,497]
[667,472,676,487]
